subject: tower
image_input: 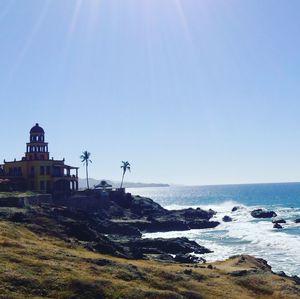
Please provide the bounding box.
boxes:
[25,123,50,161]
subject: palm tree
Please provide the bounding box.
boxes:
[120,161,131,189]
[80,151,92,189]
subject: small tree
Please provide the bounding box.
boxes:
[120,161,130,189]
[80,151,92,189]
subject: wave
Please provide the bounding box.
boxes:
[145,201,300,276]
[165,200,244,212]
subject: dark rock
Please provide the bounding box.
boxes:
[255,257,272,271]
[207,265,213,269]
[272,218,286,224]
[9,212,27,223]
[188,220,220,230]
[208,209,217,216]
[143,220,190,232]
[127,237,212,255]
[222,215,232,222]
[130,196,168,217]
[65,221,99,241]
[96,221,142,237]
[92,237,144,259]
[251,209,277,218]
[232,206,242,212]
[174,254,205,264]
[168,208,215,221]
[292,275,300,284]
[277,271,288,277]
[295,219,300,223]
[137,247,164,254]
[273,223,283,229]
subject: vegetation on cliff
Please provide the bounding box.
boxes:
[0,205,299,298]
[0,217,299,298]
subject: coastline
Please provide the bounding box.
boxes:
[0,217,299,298]
[130,185,300,277]
[0,190,299,298]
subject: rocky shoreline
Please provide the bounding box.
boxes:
[0,192,219,262]
[0,191,300,297]
[0,191,299,265]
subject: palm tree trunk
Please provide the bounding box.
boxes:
[86,162,89,189]
[120,171,125,189]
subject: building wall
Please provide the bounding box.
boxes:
[2,160,76,193]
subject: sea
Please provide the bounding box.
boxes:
[129,183,300,277]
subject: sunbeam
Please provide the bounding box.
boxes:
[68,0,83,39]
[9,0,51,80]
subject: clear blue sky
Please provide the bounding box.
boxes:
[1,0,300,185]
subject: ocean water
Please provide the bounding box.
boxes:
[129,183,300,276]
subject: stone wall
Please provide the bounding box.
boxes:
[0,194,52,208]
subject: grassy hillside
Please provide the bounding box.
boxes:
[0,218,300,299]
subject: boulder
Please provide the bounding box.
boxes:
[232,206,242,212]
[96,221,142,237]
[174,254,206,264]
[127,237,212,255]
[222,216,232,222]
[295,219,300,223]
[277,271,288,277]
[64,221,99,241]
[188,220,220,229]
[168,208,216,221]
[140,220,190,233]
[273,223,283,229]
[292,275,300,285]
[130,196,168,217]
[9,212,28,223]
[251,209,277,218]
[272,218,286,224]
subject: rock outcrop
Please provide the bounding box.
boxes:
[222,215,233,222]
[272,218,286,224]
[2,192,218,262]
[232,206,242,212]
[251,209,277,218]
[126,237,212,255]
[273,223,283,229]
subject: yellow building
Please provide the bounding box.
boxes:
[0,123,78,194]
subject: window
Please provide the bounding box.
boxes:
[46,181,51,192]
[46,166,50,175]
[40,166,45,175]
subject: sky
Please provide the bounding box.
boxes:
[1,0,300,185]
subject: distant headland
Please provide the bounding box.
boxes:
[78,178,169,189]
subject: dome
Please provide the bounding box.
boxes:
[30,123,44,134]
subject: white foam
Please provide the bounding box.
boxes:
[144,203,300,276]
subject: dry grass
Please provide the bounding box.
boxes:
[0,220,299,298]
